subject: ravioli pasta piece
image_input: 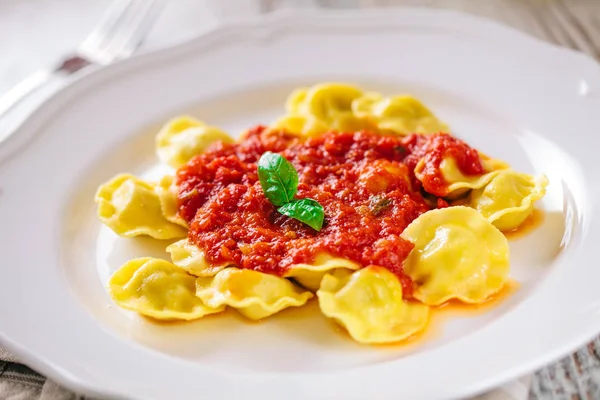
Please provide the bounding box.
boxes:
[271,114,329,137]
[156,175,188,228]
[351,93,448,135]
[418,156,509,199]
[358,159,411,194]
[274,83,369,136]
[480,154,511,171]
[156,116,234,168]
[109,257,224,320]
[317,267,429,344]
[95,174,187,239]
[285,87,310,114]
[167,239,229,277]
[284,253,360,291]
[289,83,363,122]
[401,206,509,305]
[196,268,313,320]
[469,170,548,231]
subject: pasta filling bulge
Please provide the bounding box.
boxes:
[401,207,510,305]
[109,257,224,320]
[317,266,429,344]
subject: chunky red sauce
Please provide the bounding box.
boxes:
[403,133,485,196]
[176,127,484,297]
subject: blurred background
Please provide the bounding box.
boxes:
[1,0,599,96]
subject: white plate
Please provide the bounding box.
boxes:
[1,8,600,400]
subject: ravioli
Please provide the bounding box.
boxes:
[317,266,429,344]
[351,93,448,135]
[284,253,360,291]
[423,156,509,199]
[469,170,548,231]
[196,268,313,320]
[357,159,411,194]
[275,83,370,136]
[156,116,234,168]
[95,174,187,239]
[167,239,229,277]
[271,114,329,137]
[401,206,510,305]
[156,175,188,228]
[108,257,224,320]
[287,83,363,122]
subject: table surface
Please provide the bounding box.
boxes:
[1,1,600,399]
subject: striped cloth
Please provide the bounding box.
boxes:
[4,345,600,399]
[0,354,531,400]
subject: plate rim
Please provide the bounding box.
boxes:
[1,7,600,400]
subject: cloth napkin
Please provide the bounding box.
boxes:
[1,0,596,399]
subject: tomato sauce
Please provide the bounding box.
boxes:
[403,133,485,196]
[176,127,484,298]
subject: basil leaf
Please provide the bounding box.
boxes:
[257,152,326,231]
[257,152,298,206]
[278,199,325,231]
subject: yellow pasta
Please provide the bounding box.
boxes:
[417,156,509,199]
[401,207,510,305]
[271,114,329,137]
[156,116,234,168]
[196,268,313,320]
[156,175,188,228]
[108,257,224,320]
[95,174,187,239]
[167,239,229,277]
[317,267,429,344]
[288,83,363,122]
[469,170,548,231]
[284,253,360,291]
[274,83,370,136]
[351,93,448,135]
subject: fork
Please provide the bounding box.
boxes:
[525,0,600,60]
[0,0,165,143]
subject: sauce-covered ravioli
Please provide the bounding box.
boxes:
[317,267,429,344]
[469,170,548,231]
[95,174,187,239]
[195,268,313,320]
[108,257,224,320]
[167,239,229,277]
[351,93,448,135]
[415,156,509,199]
[155,116,234,168]
[401,206,509,305]
[284,253,360,291]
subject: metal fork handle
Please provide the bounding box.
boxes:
[0,56,91,119]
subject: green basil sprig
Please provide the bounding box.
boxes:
[257,151,298,206]
[278,199,324,231]
[257,152,324,231]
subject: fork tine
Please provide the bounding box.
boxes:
[103,0,165,59]
[555,0,600,60]
[78,0,133,58]
[78,0,164,64]
[551,1,600,59]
